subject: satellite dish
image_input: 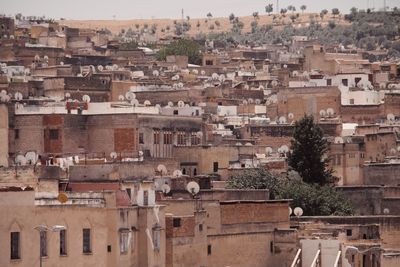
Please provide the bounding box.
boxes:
[326,108,335,117]
[65,92,71,98]
[173,170,183,178]
[196,131,203,138]
[131,99,139,107]
[157,164,168,175]
[280,145,289,153]
[271,80,278,87]
[144,100,151,106]
[138,151,144,157]
[266,147,273,155]
[201,70,206,76]
[97,65,104,71]
[288,113,294,120]
[152,70,159,77]
[334,137,344,144]
[292,71,299,77]
[242,100,248,105]
[289,207,293,215]
[177,100,185,107]
[387,113,395,122]
[186,181,200,196]
[319,109,326,117]
[383,208,390,215]
[25,151,37,165]
[57,193,68,203]
[248,98,254,104]
[168,101,174,107]
[255,99,261,105]
[294,207,303,217]
[161,184,171,194]
[14,92,23,101]
[245,142,253,146]
[110,152,118,159]
[15,155,27,166]
[82,95,91,103]
[177,82,184,89]
[278,116,287,124]
[118,95,125,101]
[235,142,242,146]
[125,91,136,101]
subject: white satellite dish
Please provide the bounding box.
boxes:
[383,208,390,215]
[125,91,136,101]
[168,101,174,107]
[157,164,168,175]
[211,73,219,80]
[255,99,261,105]
[235,142,242,146]
[177,100,185,107]
[248,98,254,104]
[15,155,27,166]
[118,95,125,101]
[25,151,37,165]
[265,147,273,155]
[245,142,253,146]
[294,207,303,217]
[319,109,326,117]
[65,92,71,98]
[280,145,289,153]
[144,100,151,106]
[192,69,199,75]
[131,99,139,107]
[326,108,335,117]
[279,116,287,124]
[14,92,23,101]
[152,70,159,77]
[387,113,395,122]
[334,137,344,144]
[288,113,294,120]
[242,100,248,105]
[138,151,144,157]
[110,152,118,159]
[186,181,200,196]
[201,70,206,76]
[289,207,293,216]
[161,184,171,194]
[196,131,203,138]
[82,95,91,103]
[173,170,183,178]
[292,71,299,77]
[177,82,184,88]
[97,65,104,71]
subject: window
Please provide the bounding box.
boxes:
[49,129,59,140]
[83,229,91,253]
[60,229,67,256]
[139,133,144,144]
[173,110,178,115]
[173,218,181,227]
[163,132,172,145]
[143,190,149,206]
[193,168,197,176]
[207,244,212,255]
[205,60,214,66]
[270,241,274,253]
[107,245,112,252]
[177,132,186,146]
[342,79,348,86]
[361,153,365,159]
[327,79,332,86]
[153,228,160,252]
[153,131,160,144]
[199,224,203,232]
[15,129,19,139]
[120,232,129,254]
[213,162,218,173]
[346,229,352,236]
[10,232,20,260]
[350,99,354,105]
[182,168,186,175]
[40,231,47,257]
[355,77,361,86]
[126,188,131,199]
[334,155,341,166]
[191,134,200,145]
[348,153,355,159]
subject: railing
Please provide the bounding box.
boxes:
[290,249,302,267]
[310,249,321,267]
[333,250,342,267]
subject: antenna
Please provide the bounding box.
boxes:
[82,95,91,103]
[157,164,168,175]
[172,170,183,178]
[161,184,171,194]
[110,151,118,160]
[25,151,38,165]
[186,181,200,196]
[15,155,27,166]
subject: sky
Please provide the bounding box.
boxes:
[0,0,399,20]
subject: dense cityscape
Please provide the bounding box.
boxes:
[1,1,400,266]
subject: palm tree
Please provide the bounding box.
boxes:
[252,12,259,20]
[229,13,235,23]
[300,5,307,13]
[331,8,340,18]
[320,9,328,21]
[207,12,213,20]
[265,4,273,15]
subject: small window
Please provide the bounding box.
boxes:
[350,99,354,105]
[10,232,20,260]
[346,229,352,236]
[173,218,181,227]
[126,188,131,199]
[173,110,178,115]
[107,245,112,252]
[348,154,355,159]
[199,224,203,232]
[139,133,144,144]
[49,129,59,140]
[143,190,149,206]
[15,129,19,139]
[342,79,348,86]
[327,79,332,86]
[153,229,160,252]
[193,168,197,176]
[60,229,67,256]
[207,244,212,255]
[213,162,218,173]
[153,132,160,144]
[120,232,129,254]
[40,231,47,257]
[270,241,274,253]
[355,77,361,86]
[83,229,91,253]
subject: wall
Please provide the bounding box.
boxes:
[0,104,9,167]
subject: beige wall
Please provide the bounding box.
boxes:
[0,104,8,167]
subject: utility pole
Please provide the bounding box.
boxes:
[276,0,279,14]
[181,8,184,21]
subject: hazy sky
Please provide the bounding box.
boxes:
[1,0,399,20]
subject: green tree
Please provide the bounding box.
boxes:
[332,8,340,18]
[265,4,273,15]
[288,115,333,185]
[156,39,202,65]
[300,5,307,13]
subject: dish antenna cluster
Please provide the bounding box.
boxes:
[0,90,11,102]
